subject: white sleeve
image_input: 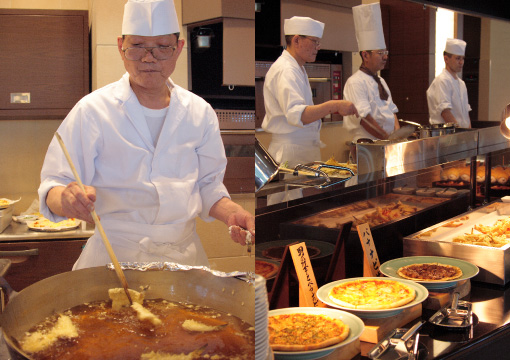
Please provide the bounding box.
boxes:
[196,105,230,222]
[38,103,101,222]
[344,78,372,118]
[271,69,309,127]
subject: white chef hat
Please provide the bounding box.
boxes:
[352,3,386,51]
[445,38,466,56]
[284,16,325,38]
[122,0,180,36]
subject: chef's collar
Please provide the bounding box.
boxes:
[122,0,180,36]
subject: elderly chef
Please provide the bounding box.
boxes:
[343,3,399,142]
[262,16,358,168]
[427,38,471,128]
[38,0,254,270]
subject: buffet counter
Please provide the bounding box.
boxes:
[351,281,510,359]
[0,221,94,291]
[0,220,94,242]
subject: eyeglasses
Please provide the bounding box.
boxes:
[301,36,321,47]
[122,46,177,61]
[372,50,389,56]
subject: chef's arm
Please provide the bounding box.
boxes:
[300,100,359,125]
[360,114,389,139]
[394,114,400,130]
[209,197,255,245]
[441,109,458,125]
[46,182,96,224]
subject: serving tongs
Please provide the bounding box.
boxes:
[282,163,356,189]
[368,320,425,359]
[429,292,473,329]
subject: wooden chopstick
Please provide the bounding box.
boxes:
[54,132,133,305]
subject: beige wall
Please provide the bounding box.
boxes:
[0,0,254,273]
[479,18,510,122]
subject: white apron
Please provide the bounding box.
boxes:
[268,124,323,168]
[73,219,208,270]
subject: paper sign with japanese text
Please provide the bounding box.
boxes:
[289,242,325,307]
[357,223,382,277]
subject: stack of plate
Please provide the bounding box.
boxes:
[255,274,270,360]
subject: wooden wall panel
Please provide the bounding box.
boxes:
[0,9,89,120]
[380,0,433,124]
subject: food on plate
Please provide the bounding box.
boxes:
[268,313,349,351]
[397,263,463,281]
[452,233,510,247]
[262,245,320,260]
[328,279,416,310]
[352,201,418,227]
[0,199,11,208]
[441,216,469,228]
[492,166,509,184]
[440,167,460,181]
[451,217,510,247]
[417,228,438,238]
[20,296,254,359]
[28,217,78,230]
[458,165,471,182]
[255,260,279,279]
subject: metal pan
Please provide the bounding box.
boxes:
[0,265,254,359]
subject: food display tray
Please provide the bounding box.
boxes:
[280,194,469,278]
[403,202,510,285]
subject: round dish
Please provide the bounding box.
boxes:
[268,307,364,360]
[380,256,479,290]
[12,214,39,224]
[256,240,335,262]
[317,277,429,319]
[0,198,20,209]
[255,258,281,281]
[26,219,80,232]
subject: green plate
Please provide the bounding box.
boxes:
[317,277,429,319]
[380,256,479,290]
[269,307,365,360]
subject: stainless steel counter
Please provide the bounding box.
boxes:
[0,221,94,242]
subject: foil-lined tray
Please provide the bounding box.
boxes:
[106,262,253,283]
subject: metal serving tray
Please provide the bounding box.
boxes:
[403,202,510,285]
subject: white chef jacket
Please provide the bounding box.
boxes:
[38,73,230,269]
[343,70,399,141]
[426,69,471,128]
[261,50,321,168]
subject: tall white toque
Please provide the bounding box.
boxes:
[122,0,180,36]
[284,16,325,38]
[352,3,386,51]
[445,38,467,56]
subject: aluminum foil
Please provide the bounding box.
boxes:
[106,262,254,283]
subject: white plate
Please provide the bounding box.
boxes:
[317,277,429,319]
[268,307,364,360]
[380,256,479,290]
[12,214,39,224]
[26,219,80,232]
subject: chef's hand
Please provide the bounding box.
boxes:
[209,197,255,246]
[334,100,359,117]
[48,182,97,224]
[227,210,256,246]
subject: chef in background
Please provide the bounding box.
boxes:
[426,38,471,128]
[38,0,254,270]
[262,16,358,168]
[343,3,399,142]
